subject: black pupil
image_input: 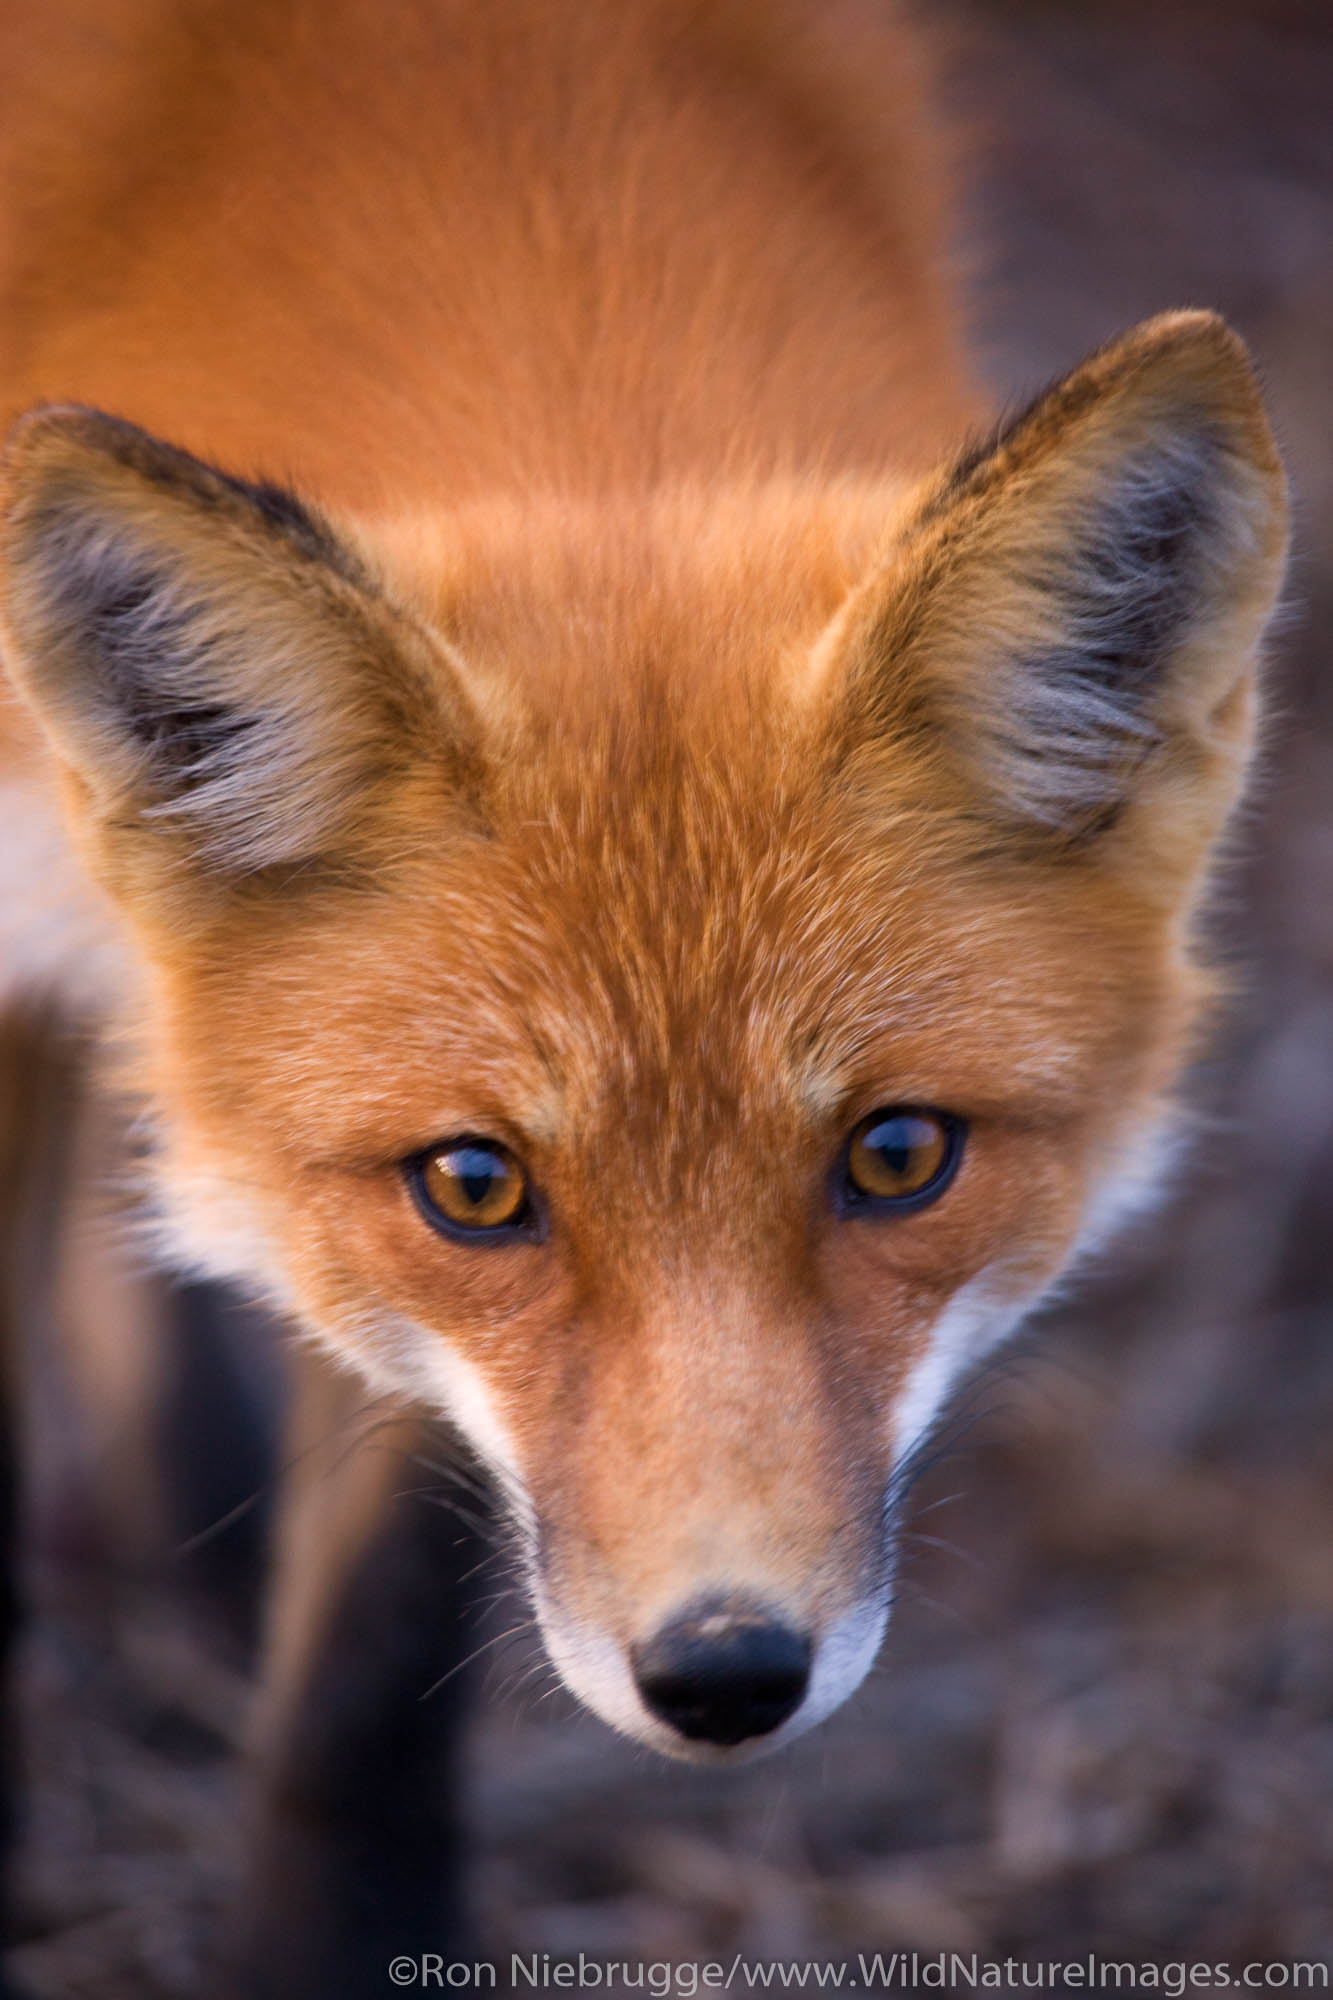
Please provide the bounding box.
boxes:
[456,1147,503,1206]
[865,1117,920,1177]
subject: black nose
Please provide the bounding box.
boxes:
[632,1600,812,1746]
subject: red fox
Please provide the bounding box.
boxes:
[0,0,1288,1986]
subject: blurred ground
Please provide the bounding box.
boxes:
[8,0,1333,1991]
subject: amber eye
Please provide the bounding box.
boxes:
[840,1107,962,1214]
[409,1138,534,1240]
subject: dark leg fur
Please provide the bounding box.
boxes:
[224,1349,492,1999]
[0,1014,77,1995]
[160,1279,281,1650]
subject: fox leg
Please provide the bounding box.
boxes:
[227,1343,492,1999]
[0,1010,76,1976]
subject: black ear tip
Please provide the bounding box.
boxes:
[2,409,216,543]
[2,402,215,498]
[1,403,361,585]
[4,403,146,480]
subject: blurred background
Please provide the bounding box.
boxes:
[8,0,1333,1989]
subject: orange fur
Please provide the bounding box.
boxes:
[0,0,1288,1770]
[0,0,974,502]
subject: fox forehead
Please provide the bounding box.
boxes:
[354,481,909,689]
[167,718,1184,1180]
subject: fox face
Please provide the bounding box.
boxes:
[0,312,1287,1757]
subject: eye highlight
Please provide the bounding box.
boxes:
[838,1107,963,1215]
[408,1137,536,1241]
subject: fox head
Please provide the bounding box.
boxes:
[0,312,1287,1756]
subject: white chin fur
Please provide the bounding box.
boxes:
[535,1587,889,1763]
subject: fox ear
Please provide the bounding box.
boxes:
[825,311,1288,854]
[0,407,475,884]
